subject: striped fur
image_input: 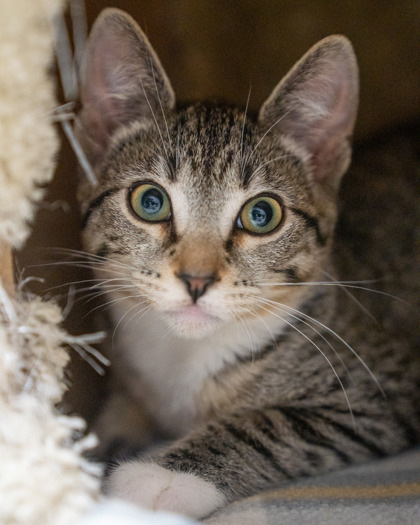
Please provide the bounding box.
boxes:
[76,8,420,519]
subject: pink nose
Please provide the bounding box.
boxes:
[178,274,216,303]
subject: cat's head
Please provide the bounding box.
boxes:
[76,8,358,339]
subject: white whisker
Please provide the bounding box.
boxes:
[125,303,153,332]
[255,296,353,383]
[46,276,132,293]
[254,278,408,305]
[238,314,257,363]
[112,300,149,343]
[84,293,144,318]
[321,269,378,325]
[243,107,294,173]
[256,301,355,427]
[258,296,385,397]
[255,279,378,286]
[250,154,295,179]
[148,52,172,154]
[138,76,170,163]
[80,285,137,305]
[176,125,181,170]
[240,86,252,175]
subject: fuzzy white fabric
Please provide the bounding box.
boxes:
[0,290,102,524]
[0,1,103,523]
[0,0,62,248]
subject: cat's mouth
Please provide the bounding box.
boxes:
[164,304,221,339]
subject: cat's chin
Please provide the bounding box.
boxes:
[164,305,221,339]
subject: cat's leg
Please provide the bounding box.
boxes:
[106,404,404,518]
[93,389,155,462]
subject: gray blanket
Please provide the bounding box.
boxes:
[204,449,420,525]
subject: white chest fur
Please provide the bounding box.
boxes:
[109,299,285,436]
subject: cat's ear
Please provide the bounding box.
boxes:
[78,8,175,162]
[258,36,358,187]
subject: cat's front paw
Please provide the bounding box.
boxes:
[106,462,226,519]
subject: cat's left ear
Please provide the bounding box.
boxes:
[259,36,358,188]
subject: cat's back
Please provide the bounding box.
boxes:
[335,126,419,342]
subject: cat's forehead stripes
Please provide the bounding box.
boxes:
[173,105,249,186]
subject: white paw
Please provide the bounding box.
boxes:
[106,462,226,519]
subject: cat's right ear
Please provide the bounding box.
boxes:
[258,36,358,190]
[77,8,175,163]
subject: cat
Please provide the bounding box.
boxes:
[74,7,420,520]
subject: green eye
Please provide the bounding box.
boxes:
[238,195,283,234]
[130,183,171,222]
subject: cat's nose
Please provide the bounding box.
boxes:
[178,273,216,303]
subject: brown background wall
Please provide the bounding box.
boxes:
[17,0,420,419]
[83,0,419,138]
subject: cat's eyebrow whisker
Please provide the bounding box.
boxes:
[255,301,355,428]
[243,107,294,173]
[250,154,295,179]
[138,76,170,165]
[148,50,173,157]
[239,85,252,175]
[257,296,385,397]
[175,125,181,170]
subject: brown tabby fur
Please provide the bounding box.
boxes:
[75,8,419,519]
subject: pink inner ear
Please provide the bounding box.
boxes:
[78,9,175,164]
[259,36,358,184]
[305,69,356,181]
[80,24,133,141]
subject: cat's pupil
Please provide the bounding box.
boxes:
[251,201,273,227]
[142,189,163,214]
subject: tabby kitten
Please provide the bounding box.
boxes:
[75,8,420,519]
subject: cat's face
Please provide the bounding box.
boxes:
[76,9,358,339]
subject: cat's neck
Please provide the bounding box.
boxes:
[107,296,292,435]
